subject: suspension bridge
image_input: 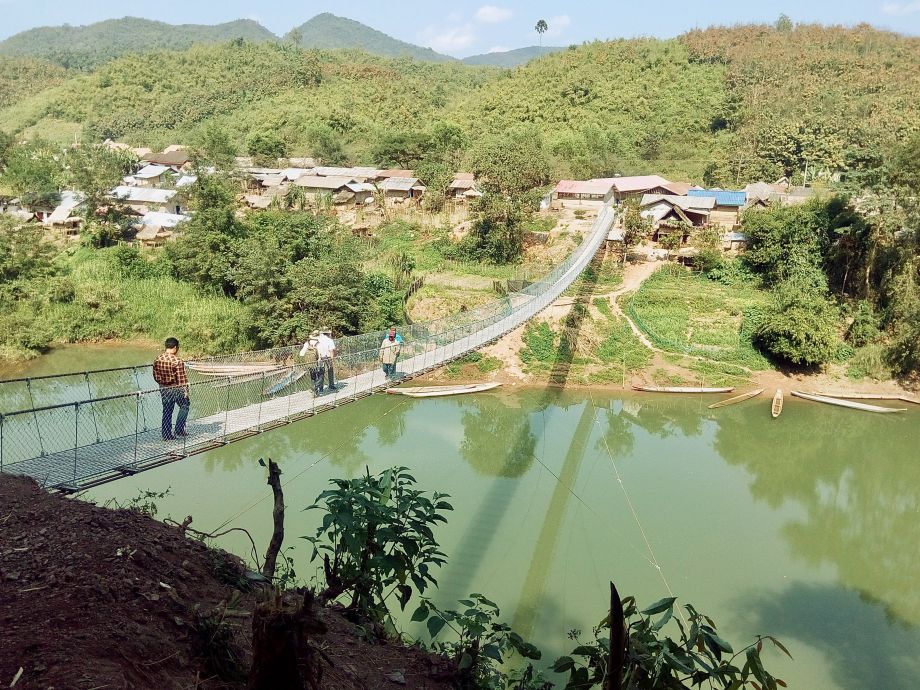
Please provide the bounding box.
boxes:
[0,205,615,492]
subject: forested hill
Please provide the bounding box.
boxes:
[461,46,563,67]
[1,23,918,187]
[0,17,276,69]
[291,13,454,63]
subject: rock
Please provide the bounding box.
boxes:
[385,670,407,684]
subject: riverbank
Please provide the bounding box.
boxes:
[0,475,454,690]
[422,258,919,397]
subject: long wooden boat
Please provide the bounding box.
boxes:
[633,386,734,394]
[386,383,488,395]
[771,389,783,418]
[188,362,283,376]
[387,382,501,398]
[263,370,307,396]
[814,391,906,401]
[708,388,764,409]
[791,391,906,413]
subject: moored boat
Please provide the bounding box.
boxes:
[771,389,783,418]
[188,362,284,376]
[708,388,764,409]
[791,391,906,413]
[386,382,501,398]
[633,386,734,394]
[814,391,906,400]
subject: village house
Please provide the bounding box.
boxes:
[552,179,615,205]
[640,194,715,242]
[606,175,677,204]
[293,175,358,197]
[44,191,85,238]
[375,169,414,182]
[378,176,425,202]
[140,149,192,170]
[335,182,376,206]
[133,211,189,248]
[687,189,747,229]
[130,164,176,188]
[110,185,182,215]
[448,173,481,200]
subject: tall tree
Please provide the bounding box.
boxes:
[535,19,548,46]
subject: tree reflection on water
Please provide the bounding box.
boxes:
[713,404,920,627]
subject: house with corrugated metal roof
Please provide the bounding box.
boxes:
[640,194,715,243]
[687,189,747,229]
[379,177,425,201]
[552,179,615,204]
[598,175,676,203]
[110,185,181,215]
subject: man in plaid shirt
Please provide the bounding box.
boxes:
[152,337,190,441]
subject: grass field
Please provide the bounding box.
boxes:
[623,265,771,370]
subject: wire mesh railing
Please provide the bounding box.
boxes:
[0,204,615,490]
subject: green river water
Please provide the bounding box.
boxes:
[3,345,919,689]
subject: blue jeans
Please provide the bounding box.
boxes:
[382,362,395,378]
[160,387,190,438]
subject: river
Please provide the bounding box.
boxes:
[4,345,919,689]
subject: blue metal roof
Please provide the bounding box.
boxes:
[688,189,747,207]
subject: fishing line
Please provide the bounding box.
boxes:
[210,396,413,533]
[586,388,687,625]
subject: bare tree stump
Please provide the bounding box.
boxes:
[248,591,327,690]
[261,458,284,581]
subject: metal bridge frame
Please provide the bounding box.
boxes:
[0,205,615,491]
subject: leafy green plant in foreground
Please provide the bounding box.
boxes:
[302,466,452,626]
[413,593,548,690]
[553,595,790,690]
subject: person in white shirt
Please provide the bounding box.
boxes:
[316,329,337,391]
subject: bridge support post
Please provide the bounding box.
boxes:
[73,402,80,487]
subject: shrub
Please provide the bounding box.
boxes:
[303,467,452,625]
[754,282,840,366]
[845,300,880,347]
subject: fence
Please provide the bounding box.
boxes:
[0,205,615,490]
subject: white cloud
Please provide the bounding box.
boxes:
[421,23,478,52]
[488,45,511,53]
[544,14,572,38]
[475,5,513,23]
[882,1,920,14]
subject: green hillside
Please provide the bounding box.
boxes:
[291,13,454,63]
[0,17,277,70]
[461,46,563,67]
[0,57,71,108]
[1,23,918,187]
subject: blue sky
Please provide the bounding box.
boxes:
[1,0,918,56]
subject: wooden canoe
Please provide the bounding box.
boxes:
[814,391,906,400]
[633,386,734,394]
[771,389,783,418]
[188,362,284,376]
[386,383,488,395]
[791,391,906,413]
[708,388,764,409]
[388,382,501,398]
